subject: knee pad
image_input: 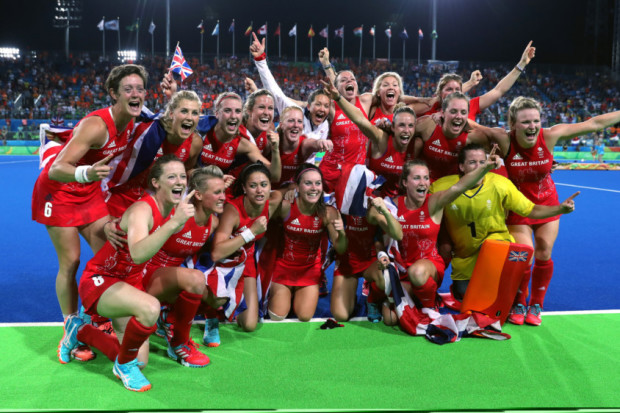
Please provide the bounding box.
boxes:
[461,239,534,324]
[268,309,286,321]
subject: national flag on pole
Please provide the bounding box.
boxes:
[149,21,156,35]
[369,26,375,36]
[334,26,344,38]
[212,22,219,36]
[288,25,297,37]
[170,45,193,81]
[244,23,252,36]
[126,20,139,32]
[97,18,104,31]
[385,27,392,38]
[319,27,328,38]
[418,28,423,39]
[400,28,408,40]
[431,29,438,39]
[229,21,235,32]
[197,21,204,34]
[308,26,315,38]
[274,24,281,36]
[104,20,119,31]
[258,24,267,35]
[353,26,363,37]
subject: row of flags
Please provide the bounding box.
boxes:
[97,18,437,40]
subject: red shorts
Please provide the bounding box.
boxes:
[334,253,376,277]
[79,271,144,316]
[318,163,340,193]
[106,186,147,218]
[32,172,109,227]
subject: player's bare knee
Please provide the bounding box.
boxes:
[268,309,286,322]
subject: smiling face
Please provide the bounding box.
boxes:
[308,93,330,126]
[391,112,415,151]
[243,171,271,207]
[441,97,469,138]
[112,73,146,118]
[336,71,359,100]
[170,98,200,141]
[376,75,401,108]
[439,79,462,101]
[216,97,243,137]
[280,108,304,144]
[512,108,541,148]
[247,95,274,133]
[198,177,226,215]
[297,170,323,205]
[151,160,187,206]
[402,164,430,204]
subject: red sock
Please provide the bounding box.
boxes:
[117,317,156,364]
[412,277,438,308]
[170,291,202,347]
[367,282,386,304]
[529,258,553,308]
[77,324,120,362]
[514,267,531,306]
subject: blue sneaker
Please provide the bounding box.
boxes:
[155,307,173,342]
[78,305,92,325]
[203,318,220,347]
[113,357,151,392]
[167,339,210,368]
[367,301,382,323]
[58,314,84,364]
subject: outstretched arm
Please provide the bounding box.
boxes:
[478,41,536,111]
[528,192,579,219]
[544,110,620,148]
[250,33,306,110]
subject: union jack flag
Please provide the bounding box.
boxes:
[50,116,64,126]
[508,250,529,262]
[169,45,193,81]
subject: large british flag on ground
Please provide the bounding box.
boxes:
[169,45,193,81]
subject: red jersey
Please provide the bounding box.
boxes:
[424,96,481,120]
[142,214,214,283]
[334,214,377,277]
[320,97,368,190]
[199,128,242,172]
[272,200,326,286]
[106,132,194,217]
[367,137,410,198]
[273,136,307,188]
[83,195,167,281]
[505,129,559,225]
[422,125,468,181]
[388,196,444,277]
[369,105,394,125]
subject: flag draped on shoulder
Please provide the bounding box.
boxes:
[170,45,193,81]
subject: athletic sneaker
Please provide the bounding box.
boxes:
[203,318,221,347]
[155,308,173,342]
[58,314,84,364]
[507,304,527,325]
[366,301,382,323]
[113,357,151,392]
[71,344,96,362]
[167,339,210,368]
[78,305,92,325]
[525,304,542,326]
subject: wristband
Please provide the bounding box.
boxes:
[74,165,92,183]
[515,64,525,73]
[335,94,342,102]
[323,64,333,71]
[240,228,255,244]
[254,52,267,62]
[377,251,389,260]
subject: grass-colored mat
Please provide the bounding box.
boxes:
[1,314,619,412]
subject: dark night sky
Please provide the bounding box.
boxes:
[0,0,614,66]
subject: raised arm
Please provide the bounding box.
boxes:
[250,32,306,111]
[125,191,196,264]
[478,41,535,112]
[322,77,384,146]
[319,48,336,84]
[462,70,483,94]
[428,145,502,216]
